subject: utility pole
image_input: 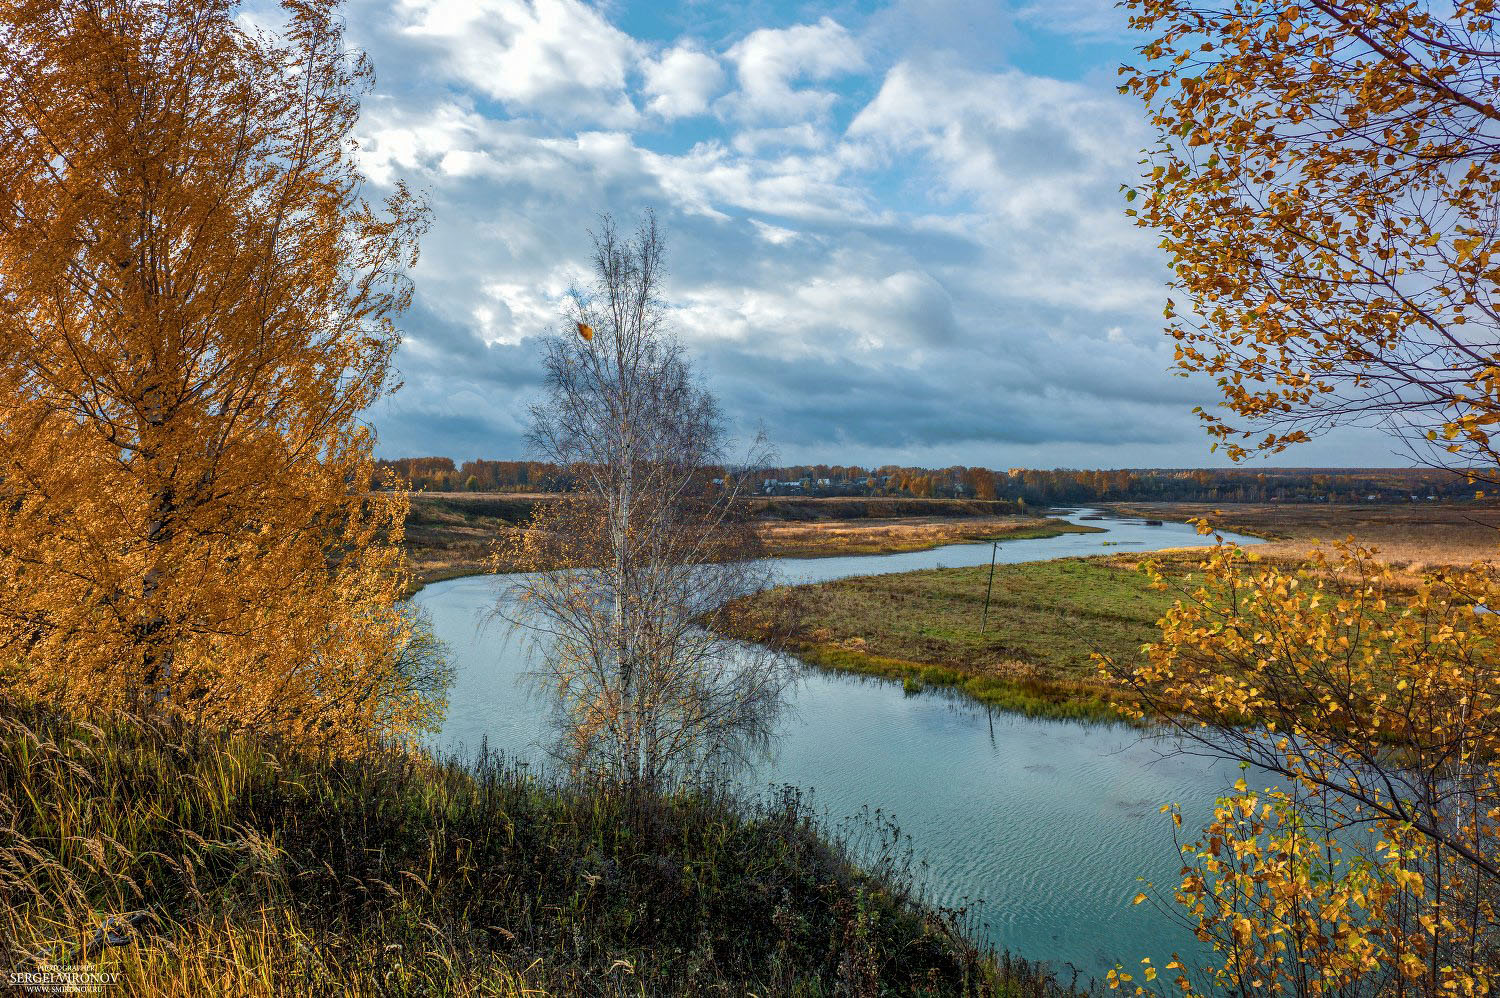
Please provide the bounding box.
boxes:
[981,540,998,632]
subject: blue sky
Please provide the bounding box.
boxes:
[255,0,1406,468]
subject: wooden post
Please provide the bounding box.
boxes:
[981,541,998,632]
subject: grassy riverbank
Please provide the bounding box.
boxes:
[725,558,1176,723]
[0,699,1083,997]
[732,502,1498,722]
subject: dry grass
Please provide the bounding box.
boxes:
[1107,502,1500,578]
[401,493,539,589]
[0,700,1021,997]
[754,515,1099,559]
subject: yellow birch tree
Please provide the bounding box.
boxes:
[1115,2,1500,990]
[0,0,439,752]
[1123,0,1500,469]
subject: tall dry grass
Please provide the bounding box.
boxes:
[0,699,1079,997]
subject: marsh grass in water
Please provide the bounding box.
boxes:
[0,699,1091,997]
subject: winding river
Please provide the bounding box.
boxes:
[415,510,1269,975]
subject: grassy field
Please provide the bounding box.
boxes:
[401,491,1096,589]
[726,502,1500,721]
[726,558,1176,723]
[0,698,1080,997]
[401,492,537,588]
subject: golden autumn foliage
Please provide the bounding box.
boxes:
[1103,534,1500,991]
[1123,0,1500,466]
[1117,785,1474,996]
[0,0,439,752]
[1122,3,1500,989]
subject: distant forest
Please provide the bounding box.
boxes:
[374,457,1493,506]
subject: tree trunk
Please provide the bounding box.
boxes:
[614,416,637,784]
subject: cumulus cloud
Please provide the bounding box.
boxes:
[848,62,1163,313]
[851,63,1136,210]
[641,44,725,119]
[391,0,640,125]
[720,17,865,124]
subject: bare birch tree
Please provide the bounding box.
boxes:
[501,211,792,787]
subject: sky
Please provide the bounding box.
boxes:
[254,0,1408,469]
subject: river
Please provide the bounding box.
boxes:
[414,509,1269,975]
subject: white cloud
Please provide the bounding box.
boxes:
[730,123,826,154]
[750,219,798,245]
[675,265,958,356]
[638,142,869,222]
[392,0,640,125]
[847,62,1161,312]
[356,100,497,185]
[1016,0,1131,43]
[641,44,725,119]
[721,17,865,124]
[850,62,1138,207]
[475,274,573,344]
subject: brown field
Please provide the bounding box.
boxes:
[1106,501,1500,574]
[401,492,538,588]
[403,495,1500,590]
[744,496,1022,519]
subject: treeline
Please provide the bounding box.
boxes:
[375,457,574,492]
[379,457,1494,505]
[990,466,1492,505]
[753,464,1494,503]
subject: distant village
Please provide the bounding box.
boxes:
[757,471,971,498]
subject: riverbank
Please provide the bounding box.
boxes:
[0,698,1080,996]
[402,490,1094,591]
[725,556,1170,723]
[416,513,1272,970]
